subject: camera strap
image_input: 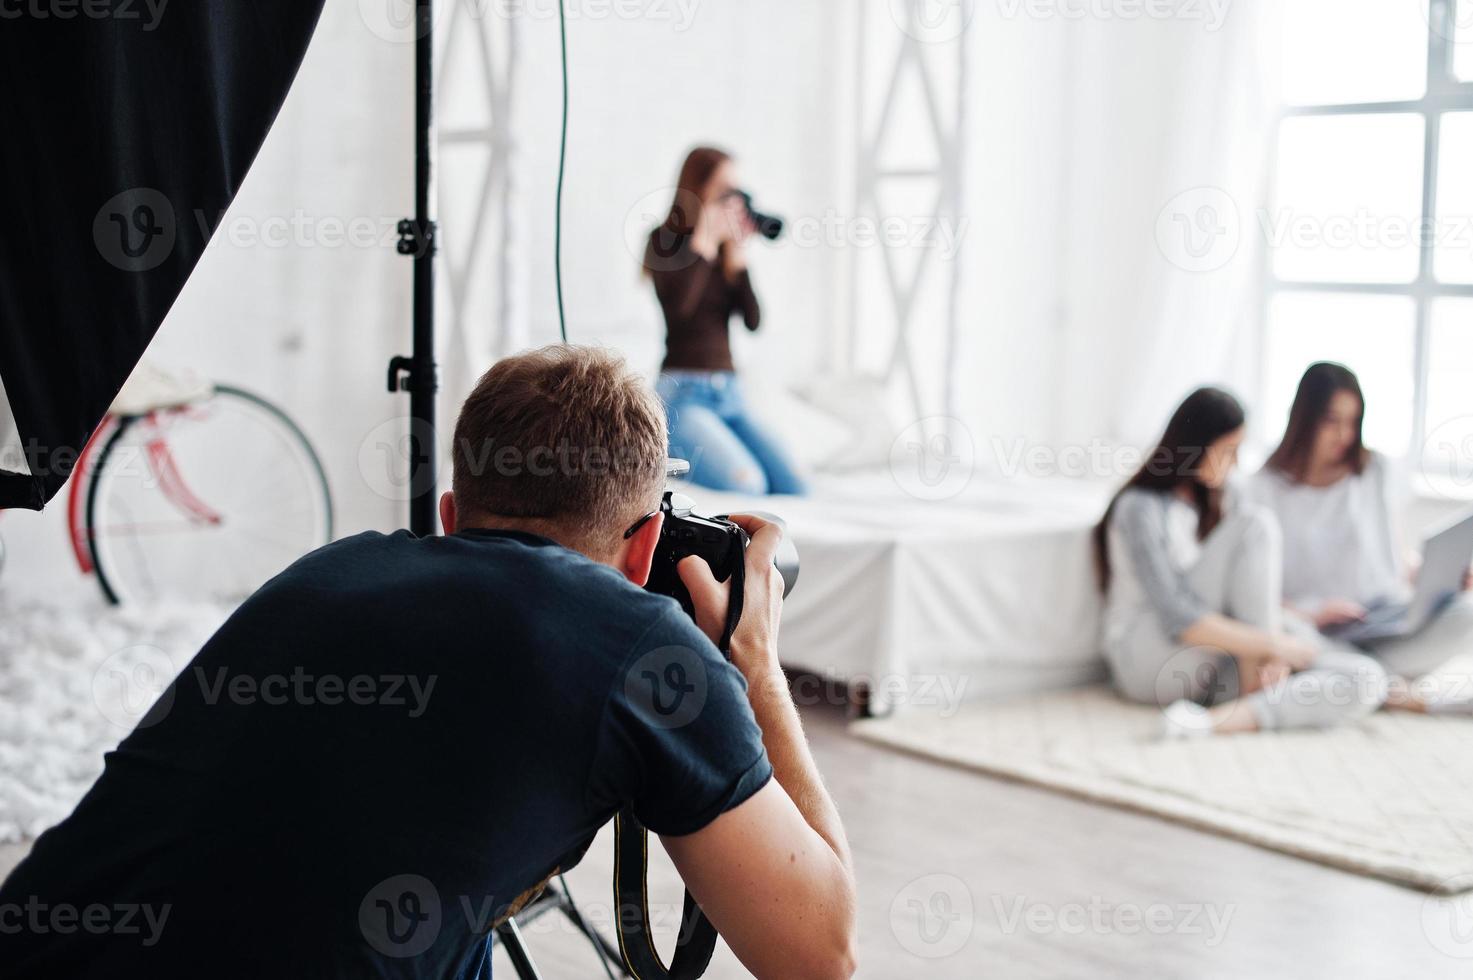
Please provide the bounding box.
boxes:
[613,809,717,980]
[613,541,746,980]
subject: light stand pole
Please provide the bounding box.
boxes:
[388,0,439,537]
[383,7,630,976]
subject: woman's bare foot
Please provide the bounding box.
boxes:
[1161,699,1261,737]
[1383,682,1429,713]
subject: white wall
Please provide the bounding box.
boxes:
[950,7,1074,457]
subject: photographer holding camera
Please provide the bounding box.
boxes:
[643,146,807,496]
[0,345,856,980]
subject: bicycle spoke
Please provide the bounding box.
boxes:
[87,388,332,606]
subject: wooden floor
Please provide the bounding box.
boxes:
[505,700,1472,980]
[3,700,1465,978]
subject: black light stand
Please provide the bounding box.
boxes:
[387,0,440,538]
[492,877,629,979]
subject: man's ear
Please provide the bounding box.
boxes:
[439,491,457,536]
[620,512,664,586]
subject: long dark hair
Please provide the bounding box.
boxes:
[1093,386,1246,590]
[1264,361,1369,482]
[642,146,731,276]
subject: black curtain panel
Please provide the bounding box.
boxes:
[0,0,327,510]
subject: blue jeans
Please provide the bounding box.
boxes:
[656,371,807,495]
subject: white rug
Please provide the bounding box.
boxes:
[853,686,1473,894]
[0,594,230,846]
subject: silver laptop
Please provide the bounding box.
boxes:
[1328,506,1473,645]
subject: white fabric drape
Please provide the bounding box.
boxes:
[1053,4,1283,451]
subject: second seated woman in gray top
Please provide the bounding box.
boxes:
[1250,362,1473,713]
[1094,386,1387,736]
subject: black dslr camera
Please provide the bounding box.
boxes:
[643,460,798,653]
[727,189,784,242]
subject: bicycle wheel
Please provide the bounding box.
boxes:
[86,385,333,606]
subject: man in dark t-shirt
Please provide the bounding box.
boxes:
[0,347,857,979]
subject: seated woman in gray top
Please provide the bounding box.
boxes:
[1251,362,1473,713]
[1094,386,1387,736]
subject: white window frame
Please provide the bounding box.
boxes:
[1264,0,1473,472]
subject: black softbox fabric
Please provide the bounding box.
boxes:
[0,1,327,510]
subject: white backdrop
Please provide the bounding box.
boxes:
[1050,2,1281,456]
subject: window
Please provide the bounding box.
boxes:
[1459,0,1473,82]
[1267,0,1473,469]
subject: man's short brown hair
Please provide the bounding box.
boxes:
[450,345,667,555]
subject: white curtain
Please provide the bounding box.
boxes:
[1052,3,1283,452]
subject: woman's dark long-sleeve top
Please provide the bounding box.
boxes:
[647,230,761,372]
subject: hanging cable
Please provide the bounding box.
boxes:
[554,0,570,342]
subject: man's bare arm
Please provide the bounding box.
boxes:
[665,517,857,980]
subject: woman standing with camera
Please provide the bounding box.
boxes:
[643,147,806,495]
